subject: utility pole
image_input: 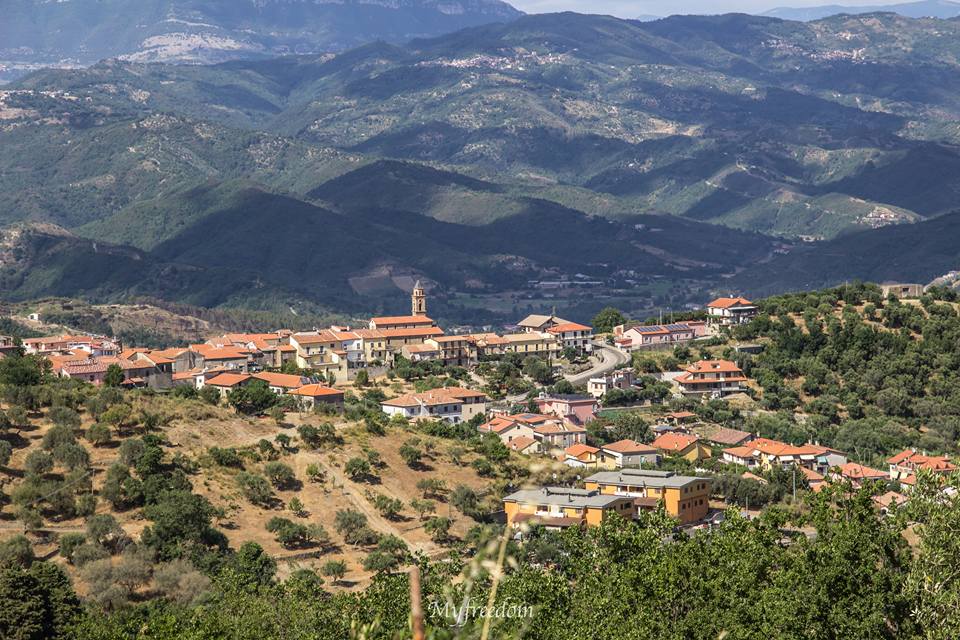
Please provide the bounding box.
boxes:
[792,467,797,502]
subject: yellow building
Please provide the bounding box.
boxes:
[503,487,636,529]
[651,433,713,463]
[501,332,560,358]
[584,469,712,525]
[288,331,349,381]
[425,335,476,367]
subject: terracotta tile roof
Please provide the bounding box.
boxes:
[205,373,252,387]
[62,360,109,375]
[534,422,586,435]
[289,384,343,398]
[508,413,555,425]
[199,347,251,361]
[684,360,743,374]
[370,315,435,326]
[565,443,600,457]
[603,439,657,455]
[800,466,824,482]
[747,438,823,458]
[873,491,907,509]
[383,386,488,408]
[405,344,440,353]
[707,297,754,309]
[723,445,757,459]
[839,462,887,480]
[152,347,187,359]
[548,322,592,333]
[886,449,956,473]
[479,417,518,434]
[887,449,916,465]
[253,372,306,389]
[652,433,700,452]
[291,331,338,346]
[508,436,538,452]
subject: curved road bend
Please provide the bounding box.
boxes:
[564,342,631,386]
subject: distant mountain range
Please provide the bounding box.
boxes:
[3,11,960,318]
[763,0,960,21]
[0,0,522,82]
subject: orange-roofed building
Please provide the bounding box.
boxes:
[799,466,827,492]
[288,384,345,410]
[507,436,542,455]
[202,373,253,397]
[547,321,593,353]
[834,462,887,488]
[381,387,488,424]
[887,449,956,484]
[564,443,601,468]
[722,444,760,468]
[723,438,846,473]
[532,421,587,450]
[873,490,908,514]
[651,432,712,462]
[477,415,539,444]
[288,331,351,380]
[706,297,758,326]
[253,371,310,394]
[675,360,747,397]
[368,315,436,331]
[192,345,251,372]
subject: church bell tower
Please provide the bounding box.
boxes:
[411,280,427,317]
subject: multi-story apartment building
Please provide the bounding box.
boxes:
[584,468,712,525]
[547,322,593,353]
[503,487,637,529]
[675,360,747,396]
[706,297,758,326]
[425,335,476,367]
[501,332,560,358]
[289,331,348,379]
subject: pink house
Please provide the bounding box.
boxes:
[536,395,598,426]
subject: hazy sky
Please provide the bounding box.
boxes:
[509,0,906,18]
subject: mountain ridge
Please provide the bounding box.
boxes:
[3,11,960,317]
[0,0,522,82]
[763,0,960,21]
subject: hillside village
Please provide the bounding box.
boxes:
[2,280,960,636]
[2,281,953,553]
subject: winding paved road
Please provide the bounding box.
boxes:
[564,342,631,386]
